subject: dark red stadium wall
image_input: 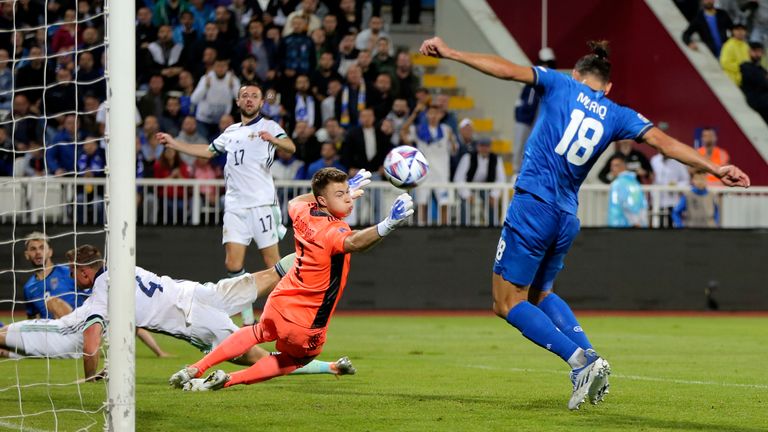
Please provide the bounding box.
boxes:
[487,0,768,184]
[1,226,766,311]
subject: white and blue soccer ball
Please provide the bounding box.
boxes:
[383,146,430,189]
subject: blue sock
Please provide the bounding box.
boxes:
[538,293,593,350]
[506,301,580,363]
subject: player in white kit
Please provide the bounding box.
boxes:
[157,82,297,325]
[0,245,354,380]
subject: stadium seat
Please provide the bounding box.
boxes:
[491,139,512,154]
[471,118,494,133]
[410,53,440,69]
[448,95,474,110]
[422,74,457,89]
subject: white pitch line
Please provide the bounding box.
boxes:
[465,364,768,389]
[0,419,53,432]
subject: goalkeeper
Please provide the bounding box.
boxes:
[170,167,413,391]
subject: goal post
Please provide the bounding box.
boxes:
[105,0,136,430]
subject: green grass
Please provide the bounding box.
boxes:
[1,315,767,431]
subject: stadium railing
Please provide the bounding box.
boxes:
[1,177,766,228]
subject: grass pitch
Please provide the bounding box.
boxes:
[1,314,766,432]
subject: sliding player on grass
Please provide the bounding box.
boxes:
[169,167,414,391]
[419,37,750,410]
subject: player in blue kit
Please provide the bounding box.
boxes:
[420,38,750,410]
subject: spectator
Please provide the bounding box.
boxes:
[682,0,733,57]
[228,0,254,37]
[337,64,367,128]
[147,24,186,88]
[369,73,394,120]
[337,0,361,35]
[138,74,167,119]
[0,127,13,176]
[15,0,44,28]
[160,96,184,137]
[358,50,380,83]
[278,15,316,77]
[696,127,730,185]
[355,16,389,52]
[321,13,341,53]
[76,137,106,224]
[153,0,190,28]
[292,120,321,164]
[607,155,648,228]
[650,152,691,228]
[175,115,207,166]
[44,68,77,117]
[598,139,654,184]
[213,6,240,46]
[80,94,101,137]
[393,51,420,105]
[24,141,46,177]
[177,69,197,117]
[453,138,506,226]
[15,46,54,107]
[79,27,104,71]
[316,117,346,151]
[513,47,556,174]
[304,141,346,179]
[311,28,329,58]
[4,94,41,152]
[192,46,218,81]
[283,0,321,37]
[720,22,750,85]
[400,103,457,225]
[271,147,305,180]
[372,37,396,78]
[672,170,719,228]
[336,34,360,77]
[740,41,768,123]
[153,146,191,224]
[311,51,343,100]
[188,0,215,35]
[46,114,84,176]
[453,118,478,177]
[191,57,240,142]
[238,55,263,86]
[190,157,223,208]
[189,22,232,66]
[392,0,421,25]
[0,49,13,110]
[237,19,277,83]
[173,10,200,46]
[136,7,158,51]
[76,51,106,102]
[341,107,390,174]
[321,78,343,122]
[434,93,459,139]
[51,9,78,54]
[139,115,163,177]
[748,0,768,44]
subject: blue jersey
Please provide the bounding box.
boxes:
[515,67,653,215]
[23,265,89,318]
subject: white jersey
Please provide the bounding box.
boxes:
[409,124,453,183]
[209,116,288,210]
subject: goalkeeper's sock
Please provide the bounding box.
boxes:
[192,325,261,375]
[275,253,296,277]
[289,360,332,375]
[228,269,254,325]
[538,293,593,350]
[505,301,580,365]
[226,352,302,387]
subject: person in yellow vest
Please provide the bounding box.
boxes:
[697,127,730,185]
[719,22,750,86]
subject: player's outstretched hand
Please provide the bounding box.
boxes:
[420,36,451,58]
[377,193,414,237]
[717,165,750,188]
[348,169,372,199]
[258,130,276,143]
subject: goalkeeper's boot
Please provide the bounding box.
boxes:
[568,349,611,410]
[184,369,230,391]
[333,356,357,376]
[169,366,199,389]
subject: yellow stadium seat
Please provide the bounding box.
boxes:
[491,139,512,154]
[448,96,474,110]
[410,53,440,68]
[471,118,494,133]
[503,161,514,176]
[422,74,457,89]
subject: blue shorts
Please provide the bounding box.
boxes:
[493,191,580,289]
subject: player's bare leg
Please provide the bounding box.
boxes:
[258,244,280,267]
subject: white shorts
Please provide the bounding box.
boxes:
[4,320,83,359]
[222,205,287,249]
[195,273,259,317]
[180,300,239,351]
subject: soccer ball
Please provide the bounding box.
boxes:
[383,146,430,188]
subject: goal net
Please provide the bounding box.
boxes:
[0,0,135,430]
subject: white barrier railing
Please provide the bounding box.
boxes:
[1,177,767,228]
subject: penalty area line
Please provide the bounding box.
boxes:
[465,364,768,389]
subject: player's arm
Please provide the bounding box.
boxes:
[82,322,103,381]
[136,328,172,358]
[156,132,214,159]
[45,296,74,319]
[641,127,750,187]
[420,37,535,84]
[344,193,414,252]
[259,131,296,154]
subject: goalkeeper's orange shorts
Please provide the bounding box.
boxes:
[256,303,326,360]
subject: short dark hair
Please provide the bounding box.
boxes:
[66,244,103,270]
[609,154,626,165]
[311,167,348,198]
[239,81,263,94]
[749,41,764,50]
[574,40,612,83]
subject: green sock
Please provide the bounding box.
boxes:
[289,360,332,375]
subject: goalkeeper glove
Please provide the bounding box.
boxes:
[377,193,414,237]
[348,169,372,199]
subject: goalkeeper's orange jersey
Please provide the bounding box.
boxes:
[268,201,353,329]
